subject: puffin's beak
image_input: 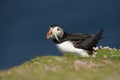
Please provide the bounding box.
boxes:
[46,28,52,39]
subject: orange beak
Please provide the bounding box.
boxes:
[46,28,52,39]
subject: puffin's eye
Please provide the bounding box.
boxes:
[57,28,60,31]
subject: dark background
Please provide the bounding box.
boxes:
[0,0,120,69]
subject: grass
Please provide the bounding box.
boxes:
[0,49,120,80]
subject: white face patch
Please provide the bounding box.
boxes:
[51,26,64,42]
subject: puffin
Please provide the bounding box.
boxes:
[46,25,103,57]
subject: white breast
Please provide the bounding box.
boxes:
[55,41,89,57]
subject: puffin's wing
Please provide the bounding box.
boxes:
[67,29,104,50]
[67,33,95,50]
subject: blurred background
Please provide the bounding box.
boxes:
[0,0,120,70]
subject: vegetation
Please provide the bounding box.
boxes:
[0,48,120,80]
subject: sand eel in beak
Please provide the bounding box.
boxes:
[46,25,104,57]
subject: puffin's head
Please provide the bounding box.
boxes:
[46,25,64,42]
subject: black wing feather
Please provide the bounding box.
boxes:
[66,33,95,50]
